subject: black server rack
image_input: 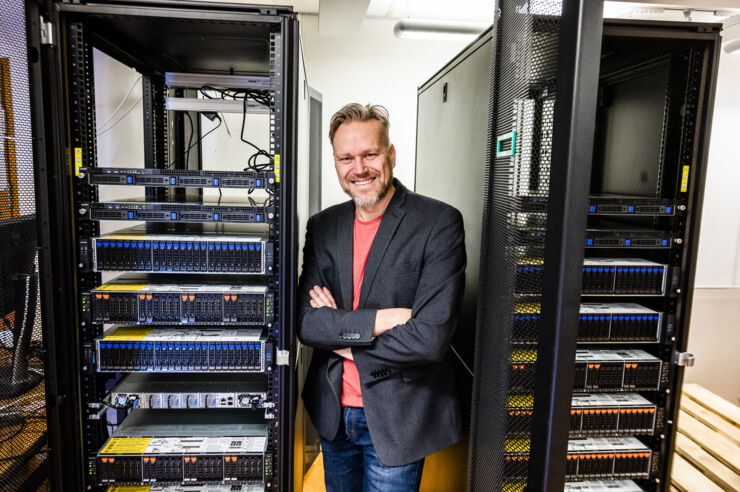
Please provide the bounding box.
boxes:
[26,1,301,490]
[415,1,719,491]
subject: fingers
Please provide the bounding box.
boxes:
[309,285,337,309]
[333,347,354,360]
[322,287,337,309]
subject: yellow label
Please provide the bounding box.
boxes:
[103,327,152,341]
[511,349,537,363]
[274,154,281,183]
[505,438,531,454]
[502,482,527,492]
[75,147,83,177]
[680,165,690,192]
[515,303,541,314]
[517,257,543,266]
[95,284,148,292]
[100,437,152,455]
[107,486,152,492]
[508,394,534,408]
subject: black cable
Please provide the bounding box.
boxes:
[184,112,195,168]
[167,115,223,169]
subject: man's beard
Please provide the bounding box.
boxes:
[343,158,393,208]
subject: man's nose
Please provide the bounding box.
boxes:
[351,157,366,174]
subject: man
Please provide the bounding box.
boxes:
[297,103,465,492]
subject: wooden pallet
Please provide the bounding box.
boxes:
[671,383,740,492]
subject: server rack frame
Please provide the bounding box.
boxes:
[27,1,300,490]
[414,5,720,492]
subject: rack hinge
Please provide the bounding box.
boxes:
[40,18,54,46]
[276,350,290,366]
[674,351,695,367]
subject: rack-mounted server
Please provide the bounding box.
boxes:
[507,393,657,437]
[84,230,272,274]
[94,410,269,485]
[82,278,273,325]
[515,258,668,295]
[510,349,663,392]
[92,328,270,373]
[503,437,652,481]
[109,373,271,410]
[585,228,672,249]
[81,198,275,225]
[80,168,276,190]
[587,197,676,216]
[563,480,644,491]
[106,485,266,492]
[513,303,664,343]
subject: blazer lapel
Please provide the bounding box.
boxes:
[336,202,355,311]
[358,181,408,309]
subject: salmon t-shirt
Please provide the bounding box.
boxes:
[340,214,382,408]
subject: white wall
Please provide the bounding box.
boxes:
[298,14,473,209]
[694,22,740,288]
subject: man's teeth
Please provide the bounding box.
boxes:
[353,178,373,185]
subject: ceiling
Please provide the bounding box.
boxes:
[199,1,740,35]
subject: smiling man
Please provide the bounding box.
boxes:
[297,103,466,492]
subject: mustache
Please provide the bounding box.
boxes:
[348,171,380,180]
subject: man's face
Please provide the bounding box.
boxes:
[333,120,396,208]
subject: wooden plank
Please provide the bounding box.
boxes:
[683,383,740,428]
[682,396,740,446]
[675,432,740,491]
[678,410,740,475]
[671,453,724,492]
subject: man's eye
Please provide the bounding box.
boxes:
[340,157,352,162]
[364,154,377,159]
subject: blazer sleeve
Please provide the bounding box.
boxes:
[296,216,377,350]
[352,206,466,382]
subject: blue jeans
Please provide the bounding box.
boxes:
[320,406,424,492]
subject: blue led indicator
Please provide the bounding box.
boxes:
[213,178,220,186]
[128,211,135,219]
[214,213,220,221]
[625,239,631,246]
[256,214,262,222]
[628,206,634,213]
[256,179,263,187]
[666,206,672,214]
[589,205,596,213]
[127,176,133,184]
[662,239,668,246]
[587,238,593,246]
[171,212,177,220]
[170,177,177,185]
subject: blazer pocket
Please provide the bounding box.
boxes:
[381,260,419,276]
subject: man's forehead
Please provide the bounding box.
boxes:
[333,120,385,148]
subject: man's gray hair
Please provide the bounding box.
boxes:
[329,103,391,149]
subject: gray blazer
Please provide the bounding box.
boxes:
[297,179,465,466]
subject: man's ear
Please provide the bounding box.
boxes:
[389,144,396,169]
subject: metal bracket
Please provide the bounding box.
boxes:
[674,351,695,367]
[40,18,55,46]
[276,349,290,366]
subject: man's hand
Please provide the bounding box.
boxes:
[373,308,412,336]
[309,285,337,309]
[308,285,411,357]
[309,286,351,359]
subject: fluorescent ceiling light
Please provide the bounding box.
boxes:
[393,19,489,40]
